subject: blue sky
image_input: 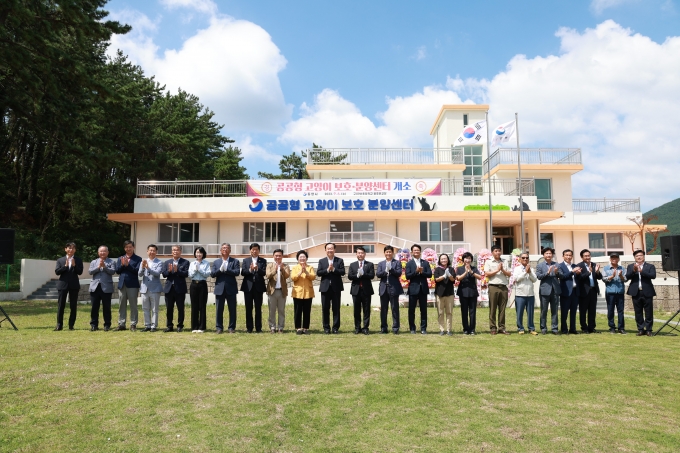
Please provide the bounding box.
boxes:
[105,0,680,210]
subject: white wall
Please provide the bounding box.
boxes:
[20,259,56,296]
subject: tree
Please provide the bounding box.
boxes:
[627,215,668,253]
[214,145,249,180]
[257,152,308,179]
[303,143,347,165]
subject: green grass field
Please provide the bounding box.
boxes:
[1,300,679,452]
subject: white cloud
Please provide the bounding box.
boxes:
[590,0,638,14]
[108,8,291,133]
[413,46,427,61]
[237,135,281,164]
[278,87,469,151]
[160,0,217,15]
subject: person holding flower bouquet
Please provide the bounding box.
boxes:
[434,253,456,335]
[456,252,483,335]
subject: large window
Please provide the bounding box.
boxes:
[588,233,624,257]
[158,223,199,243]
[540,233,554,250]
[536,179,553,210]
[243,222,286,242]
[462,146,483,195]
[420,222,464,242]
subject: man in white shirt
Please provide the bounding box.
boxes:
[513,253,538,335]
[484,245,512,335]
[266,249,291,333]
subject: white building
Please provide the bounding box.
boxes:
[108,104,653,259]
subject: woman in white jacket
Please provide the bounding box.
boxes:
[513,253,538,335]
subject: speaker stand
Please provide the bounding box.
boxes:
[653,279,680,336]
[0,304,18,331]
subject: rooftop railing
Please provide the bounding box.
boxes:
[305,148,465,165]
[572,198,641,213]
[136,178,535,198]
[484,148,582,174]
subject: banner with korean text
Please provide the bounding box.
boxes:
[247,179,442,198]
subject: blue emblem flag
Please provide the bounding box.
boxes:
[490,120,516,149]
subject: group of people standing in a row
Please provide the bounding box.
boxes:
[53,240,656,337]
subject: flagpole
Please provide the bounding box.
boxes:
[485,111,493,249]
[515,112,525,252]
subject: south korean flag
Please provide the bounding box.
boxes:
[455,120,487,146]
[490,120,516,149]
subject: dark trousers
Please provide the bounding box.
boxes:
[606,292,625,330]
[244,291,264,332]
[56,288,79,328]
[380,292,400,332]
[459,296,477,333]
[353,292,371,330]
[632,294,654,332]
[165,291,186,329]
[408,291,428,331]
[321,291,341,332]
[293,298,312,329]
[560,293,579,333]
[190,281,208,330]
[579,287,598,332]
[90,286,112,328]
[215,293,237,330]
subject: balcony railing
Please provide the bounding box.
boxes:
[136,178,534,198]
[305,148,465,165]
[484,148,582,174]
[572,198,640,213]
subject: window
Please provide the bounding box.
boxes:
[462,146,483,195]
[536,179,553,210]
[420,222,464,242]
[540,233,554,250]
[243,222,286,242]
[158,223,199,243]
[588,233,624,257]
[329,221,375,244]
[463,114,468,126]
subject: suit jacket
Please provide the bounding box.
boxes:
[317,256,345,293]
[138,258,163,294]
[434,266,456,297]
[376,259,403,296]
[88,258,116,293]
[211,256,240,296]
[162,258,189,294]
[265,262,291,297]
[625,262,657,297]
[576,261,602,296]
[348,260,375,296]
[240,256,267,293]
[55,256,83,290]
[115,254,141,289]
[456,266,479,298]
[535,261,563,296]
[405,259,432,295]
[558,262,579,297]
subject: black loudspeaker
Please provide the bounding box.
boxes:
[0,229,15,265]
[660,235,680,272]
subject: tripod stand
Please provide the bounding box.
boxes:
[654,280,680,336]
[0,304,18,331]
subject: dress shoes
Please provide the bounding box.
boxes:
[177,327,183,333]
[490,330,497,335]
[421,330,427,335]
[90,326,98,332]
[69,326,75,331]
[142,327,151,332]
[104,326,110,332]
[618,329,627,335]
[113,325,126,331]
[216,328,223,334]
[636,331,645,336]
[354,329,360,334]
[581,330,590,334]
[393,330,399,335]
[500,330,510,335]
[552,331,558,335]
[303,330,310,335]
[646,331,652,337]
[130,325,137,332]
[324,329,331,335]
[561,330,569,335]
[609,328,617,334]
[163,327,173,333]
[410,330,417,334]
[469,331,476,336]
[150,328,157,332]
[569,330,579,335]
[54,325,63,331]
[380,329,389,334]
[363,328,369,335]
[228,328,235,333]
[331,329,339,334]
[296,329,303,335]
[541,329,548,335]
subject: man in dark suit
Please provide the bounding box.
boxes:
[576,249,602,333]
[211,242,240,334]
[626,249,657,336]
[114,240,142,331]
[54,242,84,331]
[405,244,432,334]
[348,246,375,334]
[317,242,345,334]
[240,242,267,333]
[376,245,403,334]
[162,245,190,332]
[558,249,582,334]
[88,245,116,331]
[536,247,563,335]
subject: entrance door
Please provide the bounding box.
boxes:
[492,227,514,255]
